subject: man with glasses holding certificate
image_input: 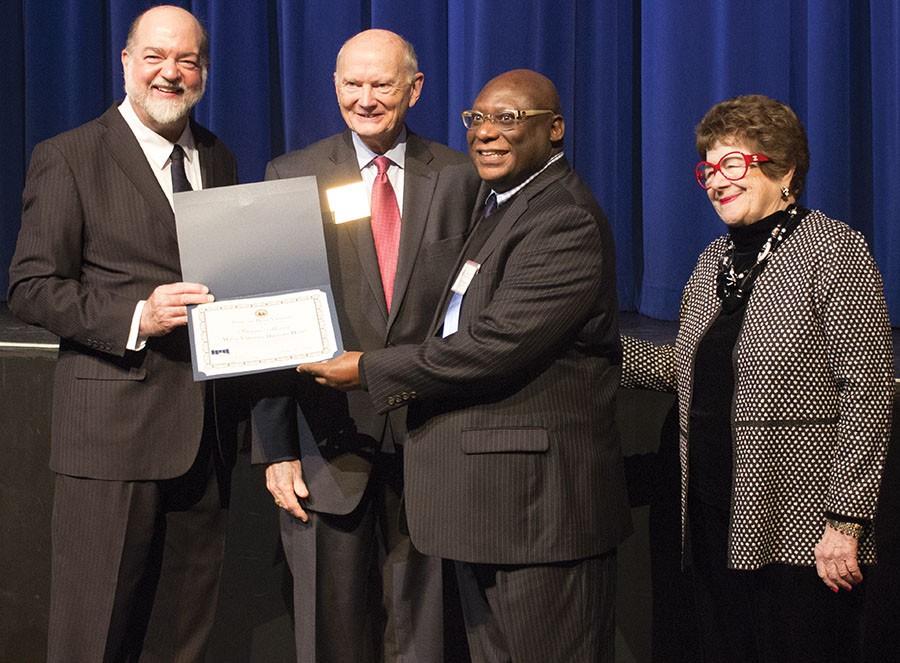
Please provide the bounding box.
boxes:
[299,69,632,662]
[252,28,478,663]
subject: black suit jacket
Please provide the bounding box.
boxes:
[251,129,479,515]
[8,104,239,480]
[363,157,633,564]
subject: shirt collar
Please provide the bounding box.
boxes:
[118,96,196,172]
[352,127,408,171]
[493,151,565,207]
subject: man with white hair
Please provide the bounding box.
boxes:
[8,6,239,661]
[253,28,478,663]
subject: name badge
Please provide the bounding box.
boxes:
[451,260,481,295]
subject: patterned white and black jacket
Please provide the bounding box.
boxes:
[623,210,894,569]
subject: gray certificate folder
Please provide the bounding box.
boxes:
[175,176,344,379]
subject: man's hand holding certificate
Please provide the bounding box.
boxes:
[296,350,362,391]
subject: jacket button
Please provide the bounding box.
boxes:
[387,396,395,405]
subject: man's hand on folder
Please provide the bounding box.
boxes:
[140,281,214,337]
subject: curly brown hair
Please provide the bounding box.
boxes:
[695,94,810,197]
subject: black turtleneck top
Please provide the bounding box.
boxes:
[688,207,803,508]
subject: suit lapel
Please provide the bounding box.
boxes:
[329,133,390,330]
[425,181,492,334]
[386,134,435,333]
[426,158,570,335]
[471,158,568,267]
[99,105,176,239]
[194,122,217,189]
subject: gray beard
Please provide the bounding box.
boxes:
[125,73,206,128]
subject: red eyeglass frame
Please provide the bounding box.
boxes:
[695,151,771,189]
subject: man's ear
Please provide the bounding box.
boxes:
[550,115,565,143]
[407,72,425,109]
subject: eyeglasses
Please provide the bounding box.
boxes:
[695,151,771,189]
[461,109,555,130]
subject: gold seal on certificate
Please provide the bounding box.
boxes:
[189,290,338,378]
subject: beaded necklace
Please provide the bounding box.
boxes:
[716,205,799,304]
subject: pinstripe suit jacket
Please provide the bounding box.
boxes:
[362,157,633,564]
[251,130,479,515]
[8,104,239,481]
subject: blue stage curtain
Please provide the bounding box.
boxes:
[3,0,898,324]
[0,1,25,300]
[870,0,899,327]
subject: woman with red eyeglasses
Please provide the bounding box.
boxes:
[623,94,893,661]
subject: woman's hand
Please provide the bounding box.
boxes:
[814,523,863,592]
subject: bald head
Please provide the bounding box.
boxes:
[121,4,207,141]
[333,29,424,153]
[480,69,561,114]
[126,5,208,66]
[467,69,565,192]
[336,29,418,81]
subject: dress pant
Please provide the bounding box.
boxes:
[279,449,451,663]
[455,551,617,663]
[47,435,227,663]
[688,497,865,663]
[862,560,900,662]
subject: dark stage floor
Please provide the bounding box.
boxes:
[2,302,898,663]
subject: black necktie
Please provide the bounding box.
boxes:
[483,192,498,217]
[462,192,502,259]
[170,145,193,193]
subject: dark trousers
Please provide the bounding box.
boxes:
[862,561,900,662]
[47,439,227,663]
[455,551,617,663]
[688,498,864,663]
[279,449,455,663]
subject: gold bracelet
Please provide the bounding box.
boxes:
[826,518,863,539]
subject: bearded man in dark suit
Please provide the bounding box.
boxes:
[298,69,633,663]
[251,28,479,663]
[8,6,239,661]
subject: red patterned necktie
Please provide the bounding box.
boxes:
[370,155,401,311]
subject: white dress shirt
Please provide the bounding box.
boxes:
[493,150,565,207]
[118,96,203,350]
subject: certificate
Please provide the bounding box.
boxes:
[175,176,344,380]
[189,290,338,379]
